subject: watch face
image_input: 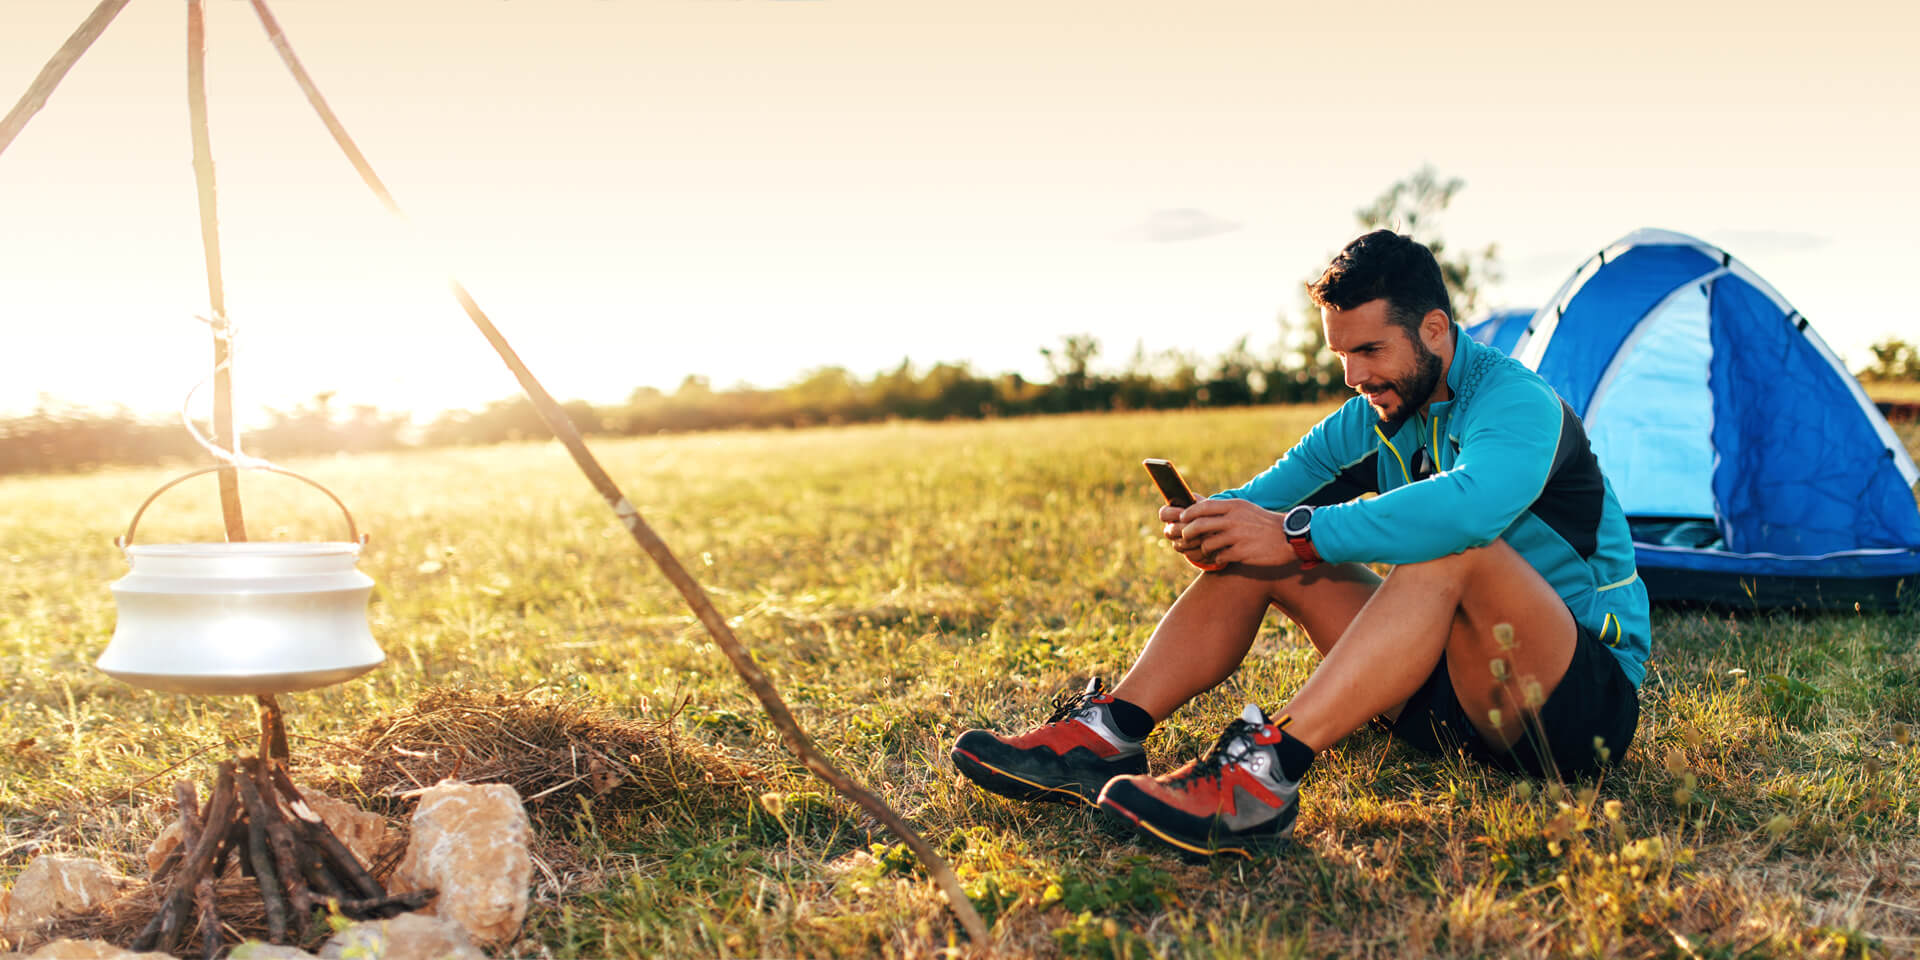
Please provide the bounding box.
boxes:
[1284,506,1311,538]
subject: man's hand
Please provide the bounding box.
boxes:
[1163,498,1299,569]
[1159,503,1221,568]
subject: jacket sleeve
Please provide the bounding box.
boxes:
[1310,377,1563,565]
[1212,396,1379,510]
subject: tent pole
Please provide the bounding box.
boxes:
[0,0,135,159]
[187,0,246,542]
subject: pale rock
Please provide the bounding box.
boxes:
[319,913,485,960]
[25,939,172,958]
[297,787,400,867]
[393,781,531,947]
[227,943,321,960]
[143,821,249,881]
[0,857,128,943]
[142,822,181,877]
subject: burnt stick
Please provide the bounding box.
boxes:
[267,761,386,899]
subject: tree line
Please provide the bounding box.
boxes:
[0,333,1347,475]
[0,167,1558,476]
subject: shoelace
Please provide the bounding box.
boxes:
[1175,720,1261,789]
[1042,687,1102,726]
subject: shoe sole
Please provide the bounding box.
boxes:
[1097,795,1292,861]
[951,747,1099,806]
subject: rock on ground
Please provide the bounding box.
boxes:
[142,823,181,877]
[298,787,401,867]
[227,943,321,959]
[319,913,485,960]
[0,857,129,945]
[393,781,532,948]
[22,939,172,958]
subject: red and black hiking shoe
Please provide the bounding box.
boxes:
[951,678,1148,806]
[1097,704,1301,860]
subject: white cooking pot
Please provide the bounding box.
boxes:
[97,466,386,695]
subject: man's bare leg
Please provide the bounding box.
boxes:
[1111,561,1381,722]
[1279,539,1577,751]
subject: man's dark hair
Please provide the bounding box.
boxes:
[1306,230,1454,338]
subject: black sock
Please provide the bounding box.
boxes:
[1274,732,1316,782]
[1106,698,1155,740]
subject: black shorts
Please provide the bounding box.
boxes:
[1380,615,1639,779]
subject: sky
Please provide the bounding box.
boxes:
[2,0,1916,422]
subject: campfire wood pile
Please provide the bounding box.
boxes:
[135,755,432,959]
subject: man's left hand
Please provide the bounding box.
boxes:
[1175,498,1300,568]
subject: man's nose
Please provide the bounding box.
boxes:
[1342,358,1364,388]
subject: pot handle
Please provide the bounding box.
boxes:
[117,466,364,549]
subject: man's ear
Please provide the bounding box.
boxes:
[1421,308,1452,351]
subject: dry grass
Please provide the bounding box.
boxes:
[3,407,1917,958]
[40,875,328,957]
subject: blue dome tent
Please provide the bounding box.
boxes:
[1465,307,1535,356]
[1508,228,1920,610]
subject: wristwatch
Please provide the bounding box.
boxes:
[1283,505,1322,569]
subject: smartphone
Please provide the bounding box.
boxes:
[1142,458,1197,508]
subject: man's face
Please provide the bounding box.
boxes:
[1323,298,1443,433]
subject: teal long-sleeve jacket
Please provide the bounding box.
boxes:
[1214,326,1652,687]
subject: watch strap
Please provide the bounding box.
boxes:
[1290,535,1322,569]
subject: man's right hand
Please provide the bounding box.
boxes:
[1160,503,1225,569]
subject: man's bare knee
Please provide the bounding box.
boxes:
[1382,546,1488,602]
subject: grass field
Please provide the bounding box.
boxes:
[3,406,1918,959]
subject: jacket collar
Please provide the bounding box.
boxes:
[1429,322,1474,417]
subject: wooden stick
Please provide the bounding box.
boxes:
[130,904,167,954]
[209,814,246,881]
[175,781,204,844]
[266,762,385,900]
[259,768,336,898]
[194,872,221,960]
[241,787,291,943]
[257,695,290,761]
[183,764,237,880]
[146,781,207,953]
[331,888,435,918]
[297,835,350,905]
[187,0,246,539]
[239,757,315,917]
[243,2,990,941]
[0,0,134,158]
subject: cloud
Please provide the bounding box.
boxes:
[1129,208,1242,244]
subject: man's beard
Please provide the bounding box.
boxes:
[1369,340,1443,435]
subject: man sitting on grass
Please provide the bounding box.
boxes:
[952,230,1649,859]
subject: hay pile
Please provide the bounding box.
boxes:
[321,685,765,829]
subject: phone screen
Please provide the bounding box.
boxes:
[1142,459,1196,508]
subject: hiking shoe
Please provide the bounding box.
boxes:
[1097,704,1301,859]
[952,677,1148,806]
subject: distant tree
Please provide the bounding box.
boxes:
[1200,335,1260,407]
[1860,336,1920,381]
[1040,334,1105,411]
[1278,165,1501,402]
[1353,165,1501,322]
[1041,335,1100,389]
